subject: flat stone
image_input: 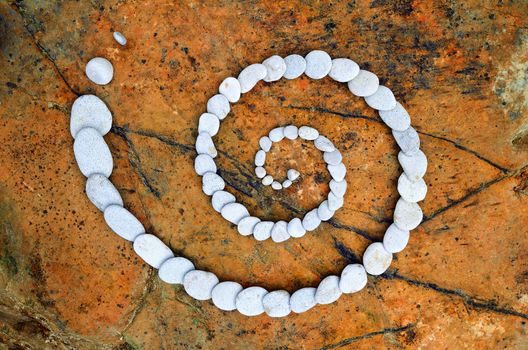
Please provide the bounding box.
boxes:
[238,63,267,93]
[364,85,397,111]
[287,169,300,181]
[315,275,342,304]
[339,264,368,293]
[379,102,411,131]
[329,58,360,82]
[70,95,112,138]
[259,136,272,152]
[158,257,195,284]
[323,150,342,165]
[235,286,268,316]
[271,221,290,243]
[284,125,299,140]
[347,70,379,97]
[394,198,423,231]
[290,287,317,313]
[253,221,274,241]
[262,175,273,186]
[398,150,428,182]
[327,163,347,182]
[302,209,321,231]
[194,154,217,176]
[263,290,291,317]
[86,174,123,211]
[329,179,347,198]
[218,77,241,103]
[363,242,392,276]
[317,200,335,221]
[392,127,421,155]
[183,270,219,301]
[314,135,335,152]
[282,179,292,188]
[133,234,174,269]
[255,166,266,178]
[262,55,286,82]
[383,224,410,253]
[113,31,127,45]
[85,57,113,85]
[328,191,344,211]
[269,127,285,142]
[237,216,260,236]
[104,204,145,241]
[211,281,243,311]
[196,132,218,158]
[73,127,113,177]
[283,54,306,79]
[198,113,220,136]
[304,50,332,79]
[287,218,306,238]
[271,181,282,190]
[397,173,427,202]
[255,150,266,167]
[202,171,225,196]
[211,190,236,212]
[206,94,230,120]
[298,126,319,140]
[221,202,250,225]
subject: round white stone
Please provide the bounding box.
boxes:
[383,223,410,253]
[158,257,195,284]
[271,221,290,243]
[255,166,267,179]
[70,95,112,138]
[314,135,335,152]
[287,218,306,238]
[219,77,241,103]
[287,169,300,181]
[282,179,292,188]
[74,127,113,178]
[255,150,266,167]
[328,191,344,211]
[323,150,342,165]
[398,150,428,182]
[363,242,392,276]
[271,181,282,190]
[263,290,291,317]
[211,281,243,311]
[196,132,217,158]
[202,171,225,196]
[364,85,397,111]
[104,204,145,241]
[379,102,411,131]
[183,270,219,301]
[298,126,319,140]
[236,286,268,316]
[259,136,273,152]
[392,127,420,155]
[237,216,260,236]
[339,264,368,294]
[304,50,332,79]
[329,179,347,198]
[86,174,123,211]
[394,199,423,231]
[315,275,342,305]
[238,63,267,93]
[133,233,174,269]
[347,70,379,97]
[397,173,427,202]
[206,94,230,120]
[262,55,287,82]
[113,31,127,46]
[211,190,236,212]
[198,113,220,137]
[253,221,274,241]
[283,125,299,140]
[302,209,321,231]
[262,175,274,186]
[194,154,217,176]
[283,54,306,79]
[269,127,285,142]
[329,58,360,83]
[85,57,113,85]
[221,202,250,225]
[290,287,316,313]
[327,163,346,182]
[317,200,335,221]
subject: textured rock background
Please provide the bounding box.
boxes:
[1,1,528,349]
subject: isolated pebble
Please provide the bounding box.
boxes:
[253,221,274,241]
[221,202,250,225]
[196,132,217,158]
[238,216,260,236]
[305,50,332,79]
[86,57,113,85]
[255,166,267,179]
[262,55,287,82]
[86,174,122,211]
[328,191,344,211]
[302,209,321,231]
[158,257,195,284]
[211,190,236,212]
[397,173,427,202]
[379,102,411,131]
[194,154,217,176]
[363,242,392,276]
[74,127,113,177]
[133,234,174,269]
[212,281,243,311]
[323,150,342,165]
[394,198,423,231]
[70,95,112,138]
[329,58,360,82]
[283,54,306,79]
[398,150,428,182]
[314,135,336,152]
[198,113,220,136]
[298,126,319,140]
[315,275,342,304]
[263,290,291,317]
[287,218,306,238]
[339,264,368,294]
[104,204,145,241]
[262,175,274,186]
[271,221,290,243]
[202,171,225,196]
[284,125,299,140]
[259,136,272,152]
[236,286,268,316]
[327,163,347,182]
[207,94,230,120]
[113,31,127,46]
[348,70,379,97]
[183,270,219,301]
[269,127,285,142]
[255,150,266,167]
[383,224,410,253]
[287,169,300,181]
[282,179,292,188]
[271,181,282,190]
[219,77,241,103]
[290,287,317,313]
[238,63,267,93]
[364,85,397,111]
[317,200,335,221]
[392,127,420,155]
[329,179,347,198]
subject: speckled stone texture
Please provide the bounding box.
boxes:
[1,1,528,349]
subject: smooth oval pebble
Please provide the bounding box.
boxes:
[317,200,335,221]
[328,191,344,211]
[398,150,428,182]
[394,198,423,231]
[287,218,306,238]
[104,204,145,241]
[315,275,342,304]
[398,173,427,202]
[290,287,317,313]
[283,54,306,79]
[329,58,360,82]
[86,174,123,211]
[284,125,299,140]
[255,166,266,179]
[196,132,217,158]
[323,150,342,165]
[221,202,250,225]
[364,85,397,111]
[198,113,220,136]
[269,127,285,142]
[302,209,321,231]
[314,135,335,152]
[298,126,319,140]
[262,55,286,82]
[255,150,266,167]
[236,286,268,316]
[263,290,291,317]
[158,257,195,284]
[339,264,368,293]
[347,70,379,97]
[202,172,225,196]
[393,127,420,155]
[238,216,260,236]
[206,94,230,120]
[85,57,113,85]
[327,163,346,182]
[211,190,236,212]
[238,64,267,93]
[379,102,411,131]
[262,175,273,186]
[133,233,174,269]
[183,270,219,301]
[113,31,127,46]
[271,221,290,243]
[74,127,113,177]
[287,169,300,181]
[363,242,392,276]
[212,281,243,311]
[383,224,410,253]
[253,221,274,241]
[259,136,272,152]
[329,179,347,198]
[70,95,112,138]
[194,154,217,176]
[271,181,282,190]
[304,50,332,79]
[219,77,241,103]
[282,179,292,188]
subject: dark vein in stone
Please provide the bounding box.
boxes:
[287,105,381,123]
[327,220,376,242]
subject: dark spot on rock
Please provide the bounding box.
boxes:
[324,21,337,32]
[6,82,17,89]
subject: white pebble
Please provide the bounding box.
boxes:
[263,290,291,317]
[238,63,267,93]
[133,234,174,269]
[271,221,290,243]
[255,166,267,179]
[113,31,127,46]
[329,179,347,198]
[196,132,217,158]
[86,174,123,211]
[74,127,113,177]
[271,181,282,190]
[259,136,273,152]
[339,264,368,294]
[202,171,225,196]
[206,94,230,120]
[290,287,317,313]
[323,150,342,165]
[236,286,268,316]
[394,198,423,231]
[104,204,145,241]
[237,216,260,236]
[194,154,217,176]
[85,57,114,85]
[282,179,292,188]
[212,281,243,311]
[383,224,410,253]
[398,150,428,182]
[198,113,220,137]
[302,209,321,231]
[211,190,236,212]
[158,257,195,284]
[287,169,300,181]
[283,54,306,79]
[315,275,342,304]
[317,200,335,221]
[298,126,319,140]
[392,127,420,155]
[363,242,392,276]
[327,163,347,182]
[70,95,112,138]
[269,127,285,142]
[314,135,335,152]
[255,150,266,167]
[253,221,274,241]
[287,218,306,238]
[262,55,287,82]
[304,50,332,79]
[329,58,360,83]
[183,270,219,301]
[347,70,379,97]
[219,77,241,103]
[284,125,299,140]
[328,191,344,211]
[397,173,427,202]
[262,175,274,186]
[221,202,250,225]
[379,102,411,131]
[364,85,397,111]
